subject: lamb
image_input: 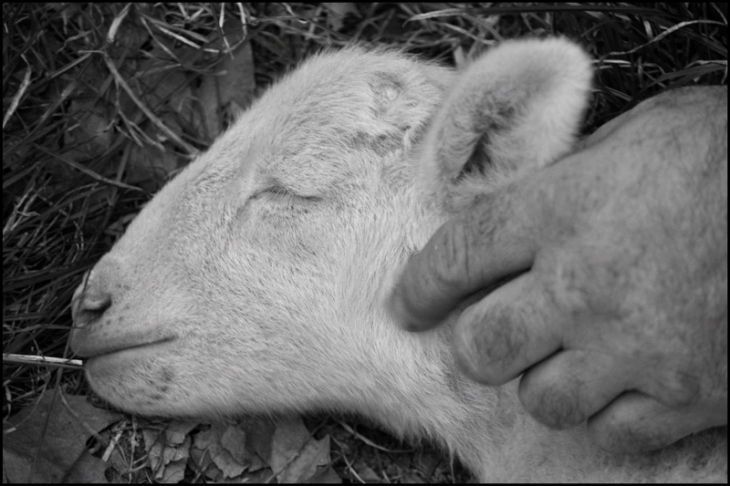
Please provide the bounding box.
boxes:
[70,38,727,481]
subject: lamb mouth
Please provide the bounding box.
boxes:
[78,336,178,360]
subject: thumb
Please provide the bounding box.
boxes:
[389,181,545,332]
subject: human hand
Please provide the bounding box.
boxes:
[389,86,728,453]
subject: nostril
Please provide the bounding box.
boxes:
[72,287,112,328]
[82,293,112,312]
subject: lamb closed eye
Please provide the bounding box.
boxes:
[256,186,322,202]
[265,186,290,196]
[248,186,289,199]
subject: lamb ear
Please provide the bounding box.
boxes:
[420,37,593,212]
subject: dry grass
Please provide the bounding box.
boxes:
[3,2,727,482]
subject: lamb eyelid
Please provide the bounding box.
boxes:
[249,185,287,198]
[266,185,289,195]
[258,186,322,202]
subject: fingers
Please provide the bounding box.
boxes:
[587,391,718,454]
[388,187,540,332]
[516,345,712,450]
[450,273,563,385]
[517,349,631,429]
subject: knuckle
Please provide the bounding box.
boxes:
[519,373,586,429]
[455,305,528,384]
[589,394,681,453]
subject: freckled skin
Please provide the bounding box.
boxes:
[392,86,728,454]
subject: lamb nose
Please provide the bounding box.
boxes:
[72,278,112,328]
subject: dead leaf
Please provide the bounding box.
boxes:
[61,445,110,483]
[145,424,192,482]
[196,22,256,140]
[220,423,248,465]
[271,416,333,483]
[306,464,342,483]
[165,421,198,445]
[159,458,187,483]
[3,389,121,483]
[191,423,248,479]
[244,415,276,468]
[323,3,359,31]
